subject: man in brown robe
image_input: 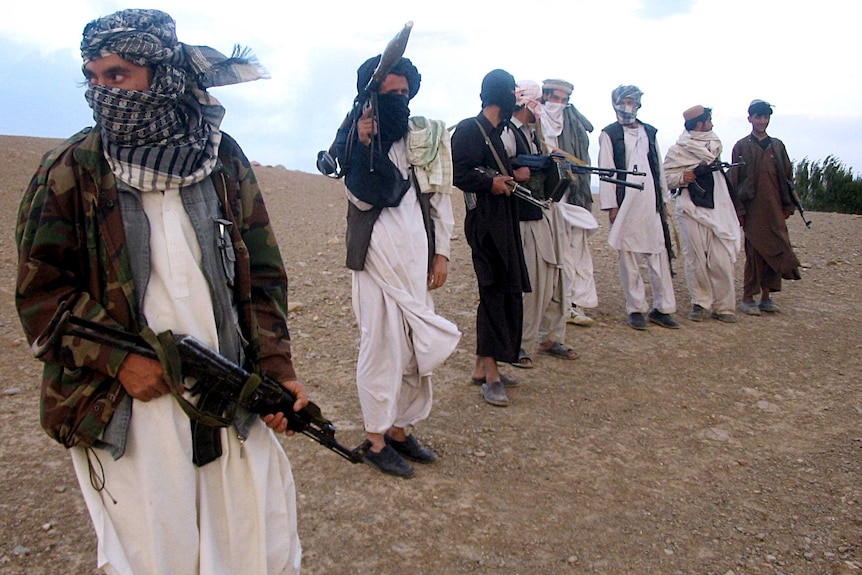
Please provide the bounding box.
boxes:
[728,100,801,315]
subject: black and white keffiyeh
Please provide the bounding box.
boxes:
[81,9,268,191]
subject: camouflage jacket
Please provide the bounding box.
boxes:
[16,128,296,452]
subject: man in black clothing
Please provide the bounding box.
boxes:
[452,69,530,407]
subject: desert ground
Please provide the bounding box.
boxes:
[0,135,859,575]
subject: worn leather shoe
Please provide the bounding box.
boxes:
[627,312,647,330]
[363,445,415,478]
[385,435,438,464]
[711,311,738,323]
[688,304,708,322]
[648,309,681,329]
[740,300,761,316]
[481,380,509,407]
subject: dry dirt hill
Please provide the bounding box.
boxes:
[0,135,860,574]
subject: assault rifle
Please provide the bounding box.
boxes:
[473,165,551,210]
[787,179,812,228]
[557,157,647,191]
[33,303,367,465]
[316,21,413,177]
[687,159,745,196]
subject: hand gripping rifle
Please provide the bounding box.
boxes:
[316,21,413,177]
[473,165,551,210]
[32,304,367,465]
[687,159,745,196]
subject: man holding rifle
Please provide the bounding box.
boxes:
[452,69,530,407]
[663,105,741,324]
[341,54,460,478]
[540,78,599,327]
[727,99,801,315]
[16,9,304,573]
[502,80,579,368]
[598,85,680,330]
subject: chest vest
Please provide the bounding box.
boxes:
[603,121,663,212]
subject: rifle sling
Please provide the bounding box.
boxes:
[139,327,234,466]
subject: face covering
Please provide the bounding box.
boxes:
[376,93,410,146]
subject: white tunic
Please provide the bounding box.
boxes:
[350,139,461,433]
[598,124,669,254]
[72,187,301,575]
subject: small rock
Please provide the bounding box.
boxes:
[41,523,52,531]
[3,387,22,396]
[13,545,29,555]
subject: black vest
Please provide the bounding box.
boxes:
[602,121,663,213]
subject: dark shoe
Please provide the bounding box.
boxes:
[538,341,579,360]
[711,311,738,323]
[648,309,681,329]
[759,298,780,313]
[510,348,533,369]
[627,312,647,330]
[385,435,438,464]
[481,381,509,407]
[471,373,520,387]
[363,445,415,478]
[740,300,761,316]
[688,304,708,322]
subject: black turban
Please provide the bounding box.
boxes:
[356,55,421,100]
[480,69,516,108]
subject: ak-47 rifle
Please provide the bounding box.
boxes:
[686,159,745,196]
[316,21,413,177]
[473,166,551,210]
[32,302,367,466]
[787,179,812,228]
[540,146,647,191]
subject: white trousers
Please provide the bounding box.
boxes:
[562,225,598,309]
[71,396,301,575]
[520,219,566,352]
[677,215,737,314]
[617,250,677,315]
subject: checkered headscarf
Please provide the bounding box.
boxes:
[81,9,268,191]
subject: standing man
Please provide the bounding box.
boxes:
[728,99,801,315]
[539,78,598,327]
[452,69,530,407]
[16,9,304,574]
[663,106,741,323]
[341,55,461,478]
[501,80,578,369]
[598,85,680,330]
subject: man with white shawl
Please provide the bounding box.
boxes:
[343,55,461,478]
[539,79,599,327]
[598,85,680,330]
[663,106,742,323]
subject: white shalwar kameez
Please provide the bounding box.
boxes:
[542,131,599,311]
[70,187,301,575]
[501,120,566,351]
[598,124,676,315]
[663,129,742,315]
[350,139,461,434]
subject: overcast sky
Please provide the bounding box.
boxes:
[1,0,858,177]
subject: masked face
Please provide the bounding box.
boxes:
[376,74,411,144]
[614,97,640,126]
[498,91,517,122]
